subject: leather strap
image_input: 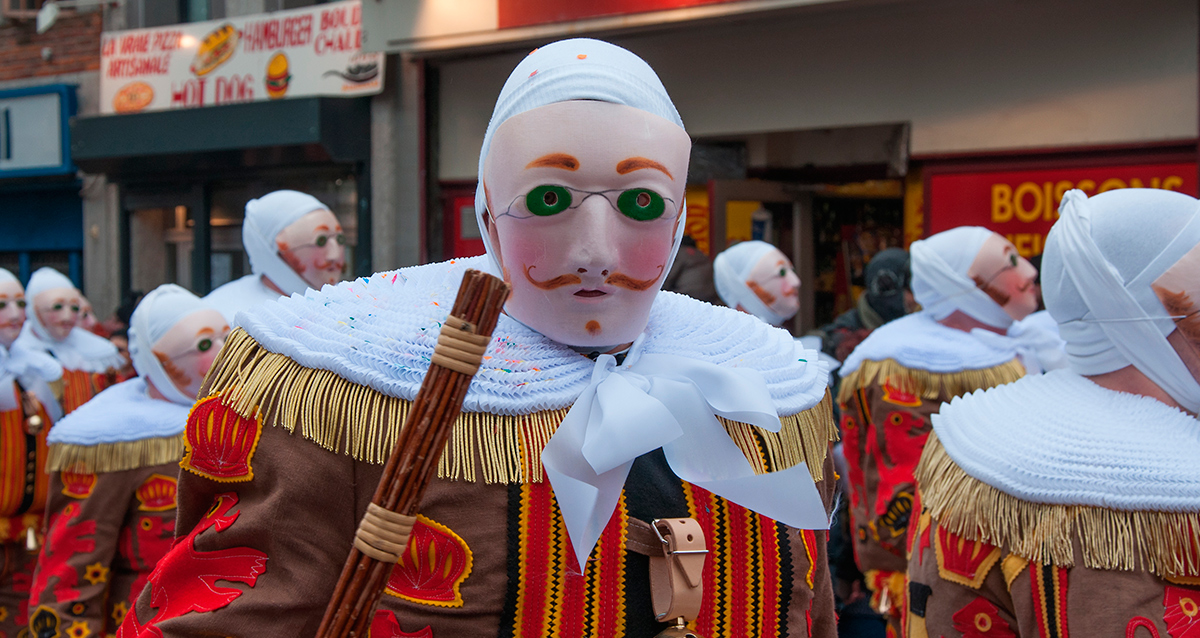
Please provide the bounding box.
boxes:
[626,517,707,623]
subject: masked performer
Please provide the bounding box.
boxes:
[835,227,1052,630]
[204,190,347,324]
[714,240,802,326]
[0,269,62,635]
[15,268,122,414]
[28,284,228,638]
[120,39,840,638]
[907,189,1200,636]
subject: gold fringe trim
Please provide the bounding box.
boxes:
[915,432,1200,579]
[204,329,838,485]
[836,357,1026,405]
[46,434,185,473]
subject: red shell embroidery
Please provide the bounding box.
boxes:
[181,395,263,483]
[383,515,473,608]
[136,474,178,512]
[881,379,922,407]
[935,526,1002,589]
[61,470,96,499]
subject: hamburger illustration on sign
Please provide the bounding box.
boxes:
[265,52,291,99]
[190,23,239,77]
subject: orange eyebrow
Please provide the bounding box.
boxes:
[525,153,580,171]
[616,157,673,180]
[196,327,215,336]
[314,224,331,232]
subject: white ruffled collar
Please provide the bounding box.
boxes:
[0,343,63,419]
[933,369,1200,511]
[239,256,828,417]
[15,323,123,373]
[47,377,190,446]
[840,311,1019,375]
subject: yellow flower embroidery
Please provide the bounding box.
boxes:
[111,601,129,626]
[66,619,91,638]
[83,562,110,586]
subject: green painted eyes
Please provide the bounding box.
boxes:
[526,185,572,216]
[197,338,213,352]
[617,188,666,221]
[0,300,24,310]
[1008,254,1018,267]
[315,234,346,247]
[524,185,668,220]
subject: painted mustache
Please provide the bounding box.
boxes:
[524,265,663,292]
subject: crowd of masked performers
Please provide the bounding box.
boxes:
[0,38,1196,638]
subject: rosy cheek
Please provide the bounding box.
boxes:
[618,226,673,274]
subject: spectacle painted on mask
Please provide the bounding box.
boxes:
[151,309,231,400]
[275,209,347,289]
[34,287,81,342]
[482,100,692,348]
[746,247,801,321]
[1152,241,1200,384]
[968,233,1039,321]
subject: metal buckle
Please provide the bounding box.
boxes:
[651,519,709,556]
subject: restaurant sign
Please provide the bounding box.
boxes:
[928,162,1198,257]
[99,0,384,115]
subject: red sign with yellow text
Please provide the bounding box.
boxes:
[928,163,1197,257]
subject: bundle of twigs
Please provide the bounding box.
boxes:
[315,269,510,638]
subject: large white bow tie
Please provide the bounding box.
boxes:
[542,343,829,570]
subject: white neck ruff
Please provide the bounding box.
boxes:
[47,377,190,446]
[238,256,828,418]
[15,323,123,373]
[932,369,1200,511]
[840,312,1020,376]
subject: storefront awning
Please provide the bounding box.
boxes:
[70,97,371,177]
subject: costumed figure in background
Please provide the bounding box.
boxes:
[15,268,122,415]
[815,248,915,365]
[204,190,347,324]
[77,297,108,338]
[908,189,1200,636]
[836,227,1058,633]
[714,239,840,375]
[29,284,229,638]
[714,239,801,326]
[0,268,62,635]
[122,39,841,637]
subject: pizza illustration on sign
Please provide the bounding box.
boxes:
[113,81,154,113]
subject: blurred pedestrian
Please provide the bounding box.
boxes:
[814,248,915,364]
[662,235,720,304]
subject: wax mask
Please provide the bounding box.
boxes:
[0,280,26,348]
[34,287,81,342]
[968,234,1039,321]
[151,309,230,400]
[1152,241,1200,384]
[745,247,800,321]
[483,100,691,347]
[78,297,99,332]
[275,209,347,289]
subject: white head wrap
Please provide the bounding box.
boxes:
[713,240,791,325]
[243,190,329,297]
[911,226,1014,329]
[129,284,211,406]
[0,268,62,418]
[1043,189,1200,413]
[474,38,688,277]
[16,267,121,373]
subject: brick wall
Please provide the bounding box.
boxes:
[0,11,101,81]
